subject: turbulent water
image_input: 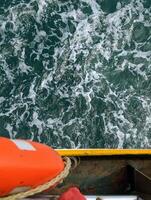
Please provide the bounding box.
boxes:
[0,0,151,148]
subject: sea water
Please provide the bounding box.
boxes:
[0,0,150,148]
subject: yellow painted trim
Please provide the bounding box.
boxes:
[56,149,151,156]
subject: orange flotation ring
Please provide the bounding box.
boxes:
[0,137,64,197]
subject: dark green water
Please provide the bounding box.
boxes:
[0,0,151,148]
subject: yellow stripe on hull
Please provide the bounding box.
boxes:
[56,149,151,156]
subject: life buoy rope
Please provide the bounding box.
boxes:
[1,157,71,200]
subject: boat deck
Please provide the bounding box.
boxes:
[25,155,151,200]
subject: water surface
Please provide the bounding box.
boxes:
[0,0,151,148]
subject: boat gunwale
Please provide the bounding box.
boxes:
[56,149,151,156]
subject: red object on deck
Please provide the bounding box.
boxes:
[58,187,86,200]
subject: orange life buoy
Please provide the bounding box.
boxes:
[0,137,64,197]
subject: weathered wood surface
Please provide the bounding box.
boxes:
[47,156,151,195]
[24,156,151,199]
